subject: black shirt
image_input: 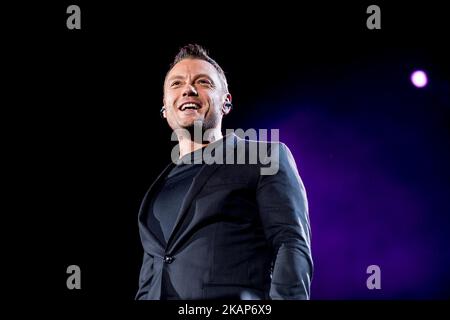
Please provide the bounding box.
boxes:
[148,148,205,245]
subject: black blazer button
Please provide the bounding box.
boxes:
[163,255,174,264]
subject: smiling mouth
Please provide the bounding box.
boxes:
[179,103,201,111]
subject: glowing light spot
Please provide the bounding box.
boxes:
[411,70,428,88]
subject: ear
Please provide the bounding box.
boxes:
[162,99,167,118]
[160,106,167,119]
[221,93,233,116]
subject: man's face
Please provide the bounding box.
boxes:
[163,58,231,133]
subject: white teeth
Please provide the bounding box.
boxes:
[181,103,200,110]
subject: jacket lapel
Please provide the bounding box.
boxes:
[166,133,238,252]
[138,162,175,253]
[165,163,221,252]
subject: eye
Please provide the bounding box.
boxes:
[198,79,213,86]
[170,80,181,87]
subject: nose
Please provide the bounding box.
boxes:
[182,83,198,97]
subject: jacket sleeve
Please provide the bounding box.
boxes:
[256,143,313,299]
[135,252,154,300]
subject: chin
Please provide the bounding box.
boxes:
[180,121,196,129]
[181,117,204,127]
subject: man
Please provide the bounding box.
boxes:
[136,44,313,300]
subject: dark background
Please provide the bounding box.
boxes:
[6,1,449,300]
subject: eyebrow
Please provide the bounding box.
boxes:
[167,74,215,82]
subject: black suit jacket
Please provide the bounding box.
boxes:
[136,133,313,299]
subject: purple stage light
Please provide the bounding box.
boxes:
[411,70,428,88]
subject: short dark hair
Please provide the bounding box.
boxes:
[166,44,229,92]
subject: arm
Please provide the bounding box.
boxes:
[256,143,313,299]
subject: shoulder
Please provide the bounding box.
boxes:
[230,135,294,176]
[234,135,290,160]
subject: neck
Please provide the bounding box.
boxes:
[177,127,223,158]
